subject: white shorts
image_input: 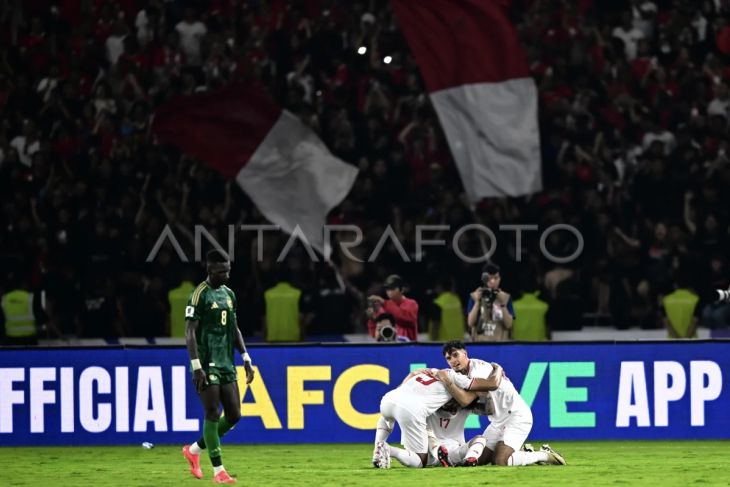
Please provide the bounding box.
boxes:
[380,399,428,454]
[483,409,533,452]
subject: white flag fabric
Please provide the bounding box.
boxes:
[235,110,358,254]
[391,0,542,201]
[153,84,358,255]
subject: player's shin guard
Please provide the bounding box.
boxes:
[374,416,394,444]
[507,451,549,466]
[195,417,237,450]
[389,446,424,468]
[217,417,236,438]
[204,419,223,466]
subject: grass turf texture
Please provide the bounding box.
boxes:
[3,441,730,486]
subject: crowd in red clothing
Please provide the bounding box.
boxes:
[1,0,729,340]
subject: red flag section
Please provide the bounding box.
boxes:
[390,0,530,92]
[391,0,542,200]
[152,84,280,179]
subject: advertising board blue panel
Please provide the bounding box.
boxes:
[0,342,728,445]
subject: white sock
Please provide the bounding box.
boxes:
[426,428,439,460]
[466,437,486,460]
[213,465,225,475]
[389,445,423,468]
[508,451,548,466]
[453,443,472,464]
[374,416,393,445]
[426,428,438,451]
[189,442,202,455]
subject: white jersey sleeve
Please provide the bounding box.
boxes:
[467,358,493,380]
[446,369,474,390]
[467,357,531,423]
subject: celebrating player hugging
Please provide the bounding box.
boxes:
[372,341,566,468]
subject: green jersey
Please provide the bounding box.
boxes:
[185,281,238,381]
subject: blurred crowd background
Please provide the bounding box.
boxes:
[1,0,729,342]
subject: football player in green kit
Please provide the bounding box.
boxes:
[182,250,255,484]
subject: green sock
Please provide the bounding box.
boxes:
[203,419,222,464]
[196,417,236,449]
[217,417,236,438]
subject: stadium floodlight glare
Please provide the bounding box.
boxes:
[357,46,367,55]
[383,55,392,64]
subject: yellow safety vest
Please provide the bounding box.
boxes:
[2,289,35,338]
[512,292,548,342]
[430,292,464,341]
[168,281,195,337]
[662,289,699,338]
[264,282,301,342]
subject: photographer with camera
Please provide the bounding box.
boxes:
[467,262,515,342]
[371,313,409,342]
[367,275,419,341]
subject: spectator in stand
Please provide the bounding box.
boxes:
[367,274,419,341]
[1,0,730,341]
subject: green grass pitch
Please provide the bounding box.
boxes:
[3,441,730,486]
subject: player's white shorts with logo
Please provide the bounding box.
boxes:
[484,407,533,452]
[380,398,428,454]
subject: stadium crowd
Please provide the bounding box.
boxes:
[1,0,729,341]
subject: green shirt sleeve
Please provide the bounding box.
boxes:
[185,284,206,322]
[227,287,238,327]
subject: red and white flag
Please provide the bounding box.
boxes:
[152,84,358,255]
[391,0,541,201]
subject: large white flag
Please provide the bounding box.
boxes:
[153,84,358,255]
[391,0,542,201]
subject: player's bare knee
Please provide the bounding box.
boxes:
[494,444,514,466]
[225,411,241,424]
[204,409,220,422]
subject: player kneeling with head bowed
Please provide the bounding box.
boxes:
[181,250,255,484]
[371,367,479,468]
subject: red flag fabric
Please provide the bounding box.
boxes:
[152,85,358,254]
[391,0,542,200]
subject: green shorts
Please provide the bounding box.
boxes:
[202,368,237,387]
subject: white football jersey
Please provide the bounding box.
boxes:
[383,369,472,418]
[427,407,470,444]
[464,358,530,423]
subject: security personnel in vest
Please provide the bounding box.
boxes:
[662,275,700,339]
[1,281,38,345]
[168,270,196,337]
[428,277,465,341]
[264,270,303,342]
[512,290,549,341]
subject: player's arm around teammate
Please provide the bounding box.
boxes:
[434,370,478,407]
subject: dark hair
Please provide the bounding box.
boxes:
[442,340,466,356]
[384,274,404,290]
[206,249,229,264]
[482,261,500,275]
[375,312,395,324]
